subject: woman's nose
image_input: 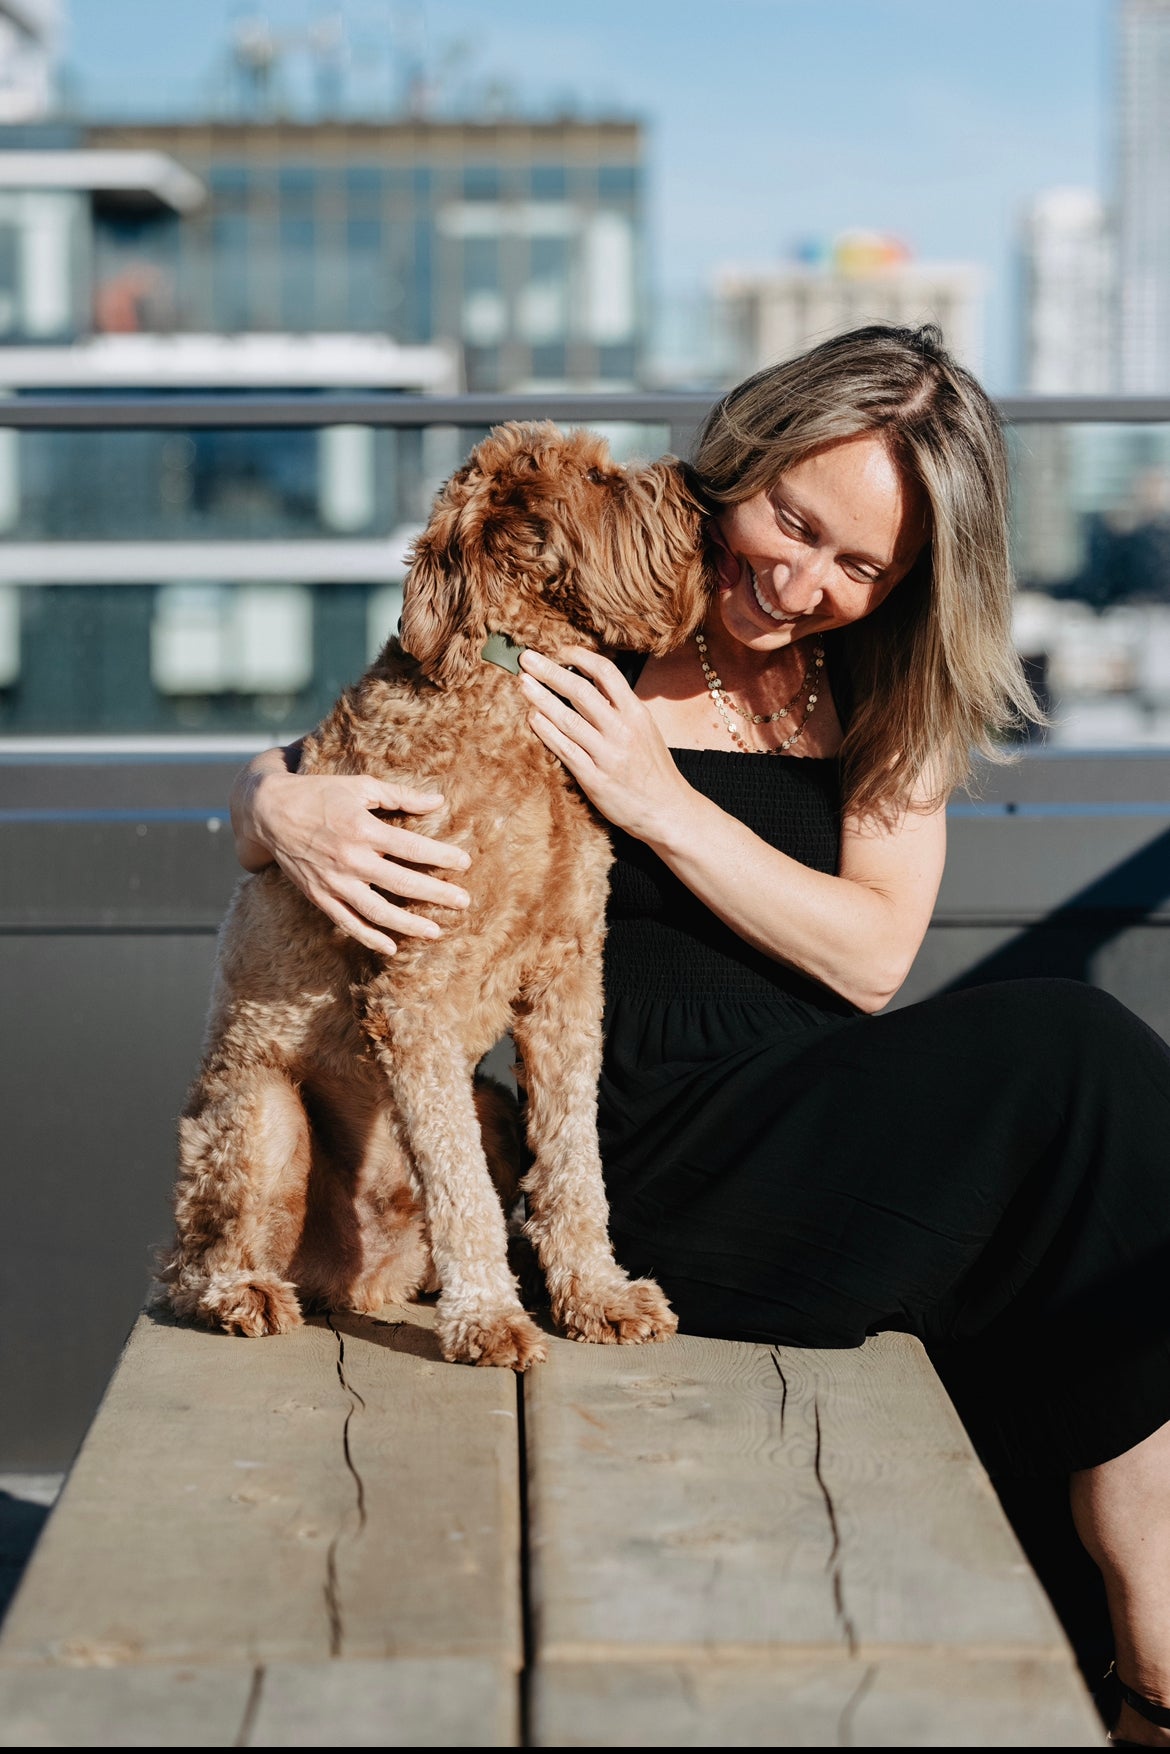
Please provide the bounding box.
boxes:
[771,551,827,614]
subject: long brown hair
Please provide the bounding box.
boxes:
[694,324,1039,817]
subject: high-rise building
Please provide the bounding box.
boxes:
[1015,189,1115,591]
[82,119,645,391]
[1118,0,1170,390]
[1019,188,1114,394]
[716,233,983,381]
[0,0,60,124]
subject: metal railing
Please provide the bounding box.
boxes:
[3,389,1170,434]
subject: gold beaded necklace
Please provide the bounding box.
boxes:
[695,627,824,755]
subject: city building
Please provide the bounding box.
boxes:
[716,233,983,380]
[1019,188,1114,395]
[81,119,645,391]
[1118,0,1170,390]
[0,0,59,124]
[1014,188,1115,592]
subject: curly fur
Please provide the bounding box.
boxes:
[158,423,713,1367]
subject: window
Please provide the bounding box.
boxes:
[278,168,316,214]
[598,165,639,201]
[464,164,500,202]
[346,217,381,254]
[530,343,566,381]
[345,167,382,200]
[531,165,566,200]
[210,165,251,208]
[280,217,315,253]
[598,343,638,382]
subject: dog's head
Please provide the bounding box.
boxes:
[397,422,714,688]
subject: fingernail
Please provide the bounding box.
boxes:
[424,922,442,938]
[458,853,471,870]
[454,890,470,907]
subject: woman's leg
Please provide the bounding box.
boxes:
[1072,1419,1170,1744]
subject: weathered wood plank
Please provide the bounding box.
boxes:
[0,1658,517,1748]
[530,1656,1102,1748]
[249,1657,517,1746]
[0,1665,254,1747]
[0,1306,520,1671]
[525,1329,1072,1661]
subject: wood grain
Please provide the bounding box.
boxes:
[0,1666,254,1747]
[0,1659,517,1748]
[524,1328,1070,1661]
[0,1306,520,1670]
[530,1655,1103,1748]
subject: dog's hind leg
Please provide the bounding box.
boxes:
[364,1007,547,1370]
[514,944,678,1347]
[159,1063,310,1337]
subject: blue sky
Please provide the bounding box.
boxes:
[67,0,1113,388]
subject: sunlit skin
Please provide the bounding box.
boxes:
[632,431,929,759]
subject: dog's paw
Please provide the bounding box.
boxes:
[555,1276,678,1346]
[438,1305,548,1371]
[204,1276,303,1338]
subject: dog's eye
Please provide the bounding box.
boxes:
[586,468,607,486]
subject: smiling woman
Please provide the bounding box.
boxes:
[231,325,1170,1747]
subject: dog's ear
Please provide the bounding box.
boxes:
[400,463,495,688]
[591,459,714,656]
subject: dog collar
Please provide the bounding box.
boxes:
[480,631,527,673]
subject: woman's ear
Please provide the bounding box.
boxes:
[399,471,491,688]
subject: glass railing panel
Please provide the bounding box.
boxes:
[0,417,672,742]
[1010,422,1170,746]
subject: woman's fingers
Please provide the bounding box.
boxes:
[527,710,597,781]
[368,818,471,873]
[371,781,445,815]
[519,672,607,755]
[556,644,637,709]
[343,881,444,941]
[315,889,402,957]
[518,648,618,732]
[356,850,471,911]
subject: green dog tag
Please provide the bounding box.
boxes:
[480,631,527,673]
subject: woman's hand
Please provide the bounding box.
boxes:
[518,646,690,840]
[231,749,471,956]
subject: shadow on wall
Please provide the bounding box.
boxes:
[943,826,1170,993]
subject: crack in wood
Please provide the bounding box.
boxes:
[837,1660,876,1747]
[812,1395,858,1657]
[233,1664,265,1747]
[323,1317,369,1657]
[769,1347,789,1439]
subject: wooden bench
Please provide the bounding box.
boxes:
[0,1306,1103,1747]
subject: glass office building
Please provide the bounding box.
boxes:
[83,119,645,390]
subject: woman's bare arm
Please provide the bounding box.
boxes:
[229,745,472,956]
[638,784,945,1012]
[518,647,946,1013]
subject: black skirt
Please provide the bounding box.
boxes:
[599,748,1170,1479]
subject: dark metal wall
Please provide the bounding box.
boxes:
[2,750,1169,1468]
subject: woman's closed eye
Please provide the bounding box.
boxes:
[771,497,813,541]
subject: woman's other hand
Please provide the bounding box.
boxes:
[518,647,689,841]
[230,746,471,956]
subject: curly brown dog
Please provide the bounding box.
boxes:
[159,421,712,1368]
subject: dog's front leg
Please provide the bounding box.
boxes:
[366,1006,547,1370]
[514,951,678,1347]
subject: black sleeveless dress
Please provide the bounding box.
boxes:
[598,662,1170,1480]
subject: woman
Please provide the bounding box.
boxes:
[231,326,1170,1744]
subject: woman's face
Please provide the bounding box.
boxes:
[711,432,929,651]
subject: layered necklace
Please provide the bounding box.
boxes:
[695,626,824,755]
